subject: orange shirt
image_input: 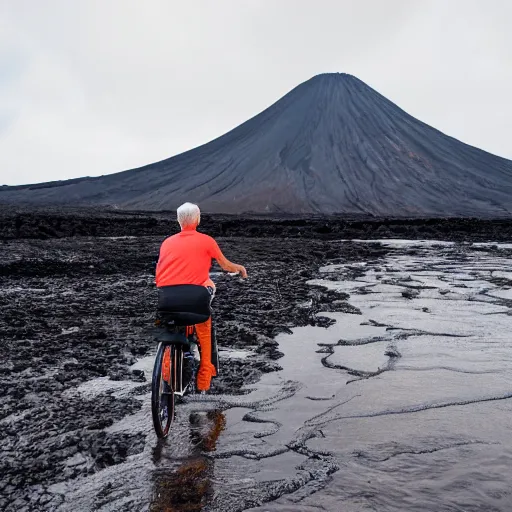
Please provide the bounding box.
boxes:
[155,229,222,287]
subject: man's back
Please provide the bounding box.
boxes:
[155,229,221,287]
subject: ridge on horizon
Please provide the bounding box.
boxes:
[1,72,512,218]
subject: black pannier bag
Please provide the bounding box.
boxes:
[157,285,212,326]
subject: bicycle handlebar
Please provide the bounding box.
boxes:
[227,271,247,279]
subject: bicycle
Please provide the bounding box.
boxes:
[151,284,218,439]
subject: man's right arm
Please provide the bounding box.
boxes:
[216,255,247,278]
[210,237,247,278]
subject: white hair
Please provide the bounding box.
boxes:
[177,202,200,228]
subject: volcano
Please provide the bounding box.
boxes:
[2,73,512,216]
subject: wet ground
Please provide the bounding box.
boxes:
[0,225,384,511]
[2,214,512,511]
[246,240,512,511]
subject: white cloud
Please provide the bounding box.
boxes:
[1,0,511,185]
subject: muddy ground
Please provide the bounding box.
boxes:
[1,209,511,511]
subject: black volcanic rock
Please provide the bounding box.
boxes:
[2,73,512,216]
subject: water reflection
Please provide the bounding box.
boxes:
[150,410,226,511]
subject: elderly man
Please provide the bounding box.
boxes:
[155,202,247,393]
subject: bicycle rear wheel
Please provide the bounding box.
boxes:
[151,343,176,438]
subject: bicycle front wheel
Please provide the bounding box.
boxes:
[151,343,176,438]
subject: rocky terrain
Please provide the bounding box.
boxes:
[0,210,384,510]
[1,210,512,510]
[4,206,512,242]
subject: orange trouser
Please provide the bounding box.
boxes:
[195,278,217,391]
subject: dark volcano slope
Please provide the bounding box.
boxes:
[2,73,512,216]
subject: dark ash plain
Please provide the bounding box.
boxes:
[1,207,512,511]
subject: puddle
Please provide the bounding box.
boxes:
[340,238,456,247]
[245,242,512,511]
[70,376,145,399]
[219,348,252,359]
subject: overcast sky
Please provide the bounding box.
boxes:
[1,0,511,185]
